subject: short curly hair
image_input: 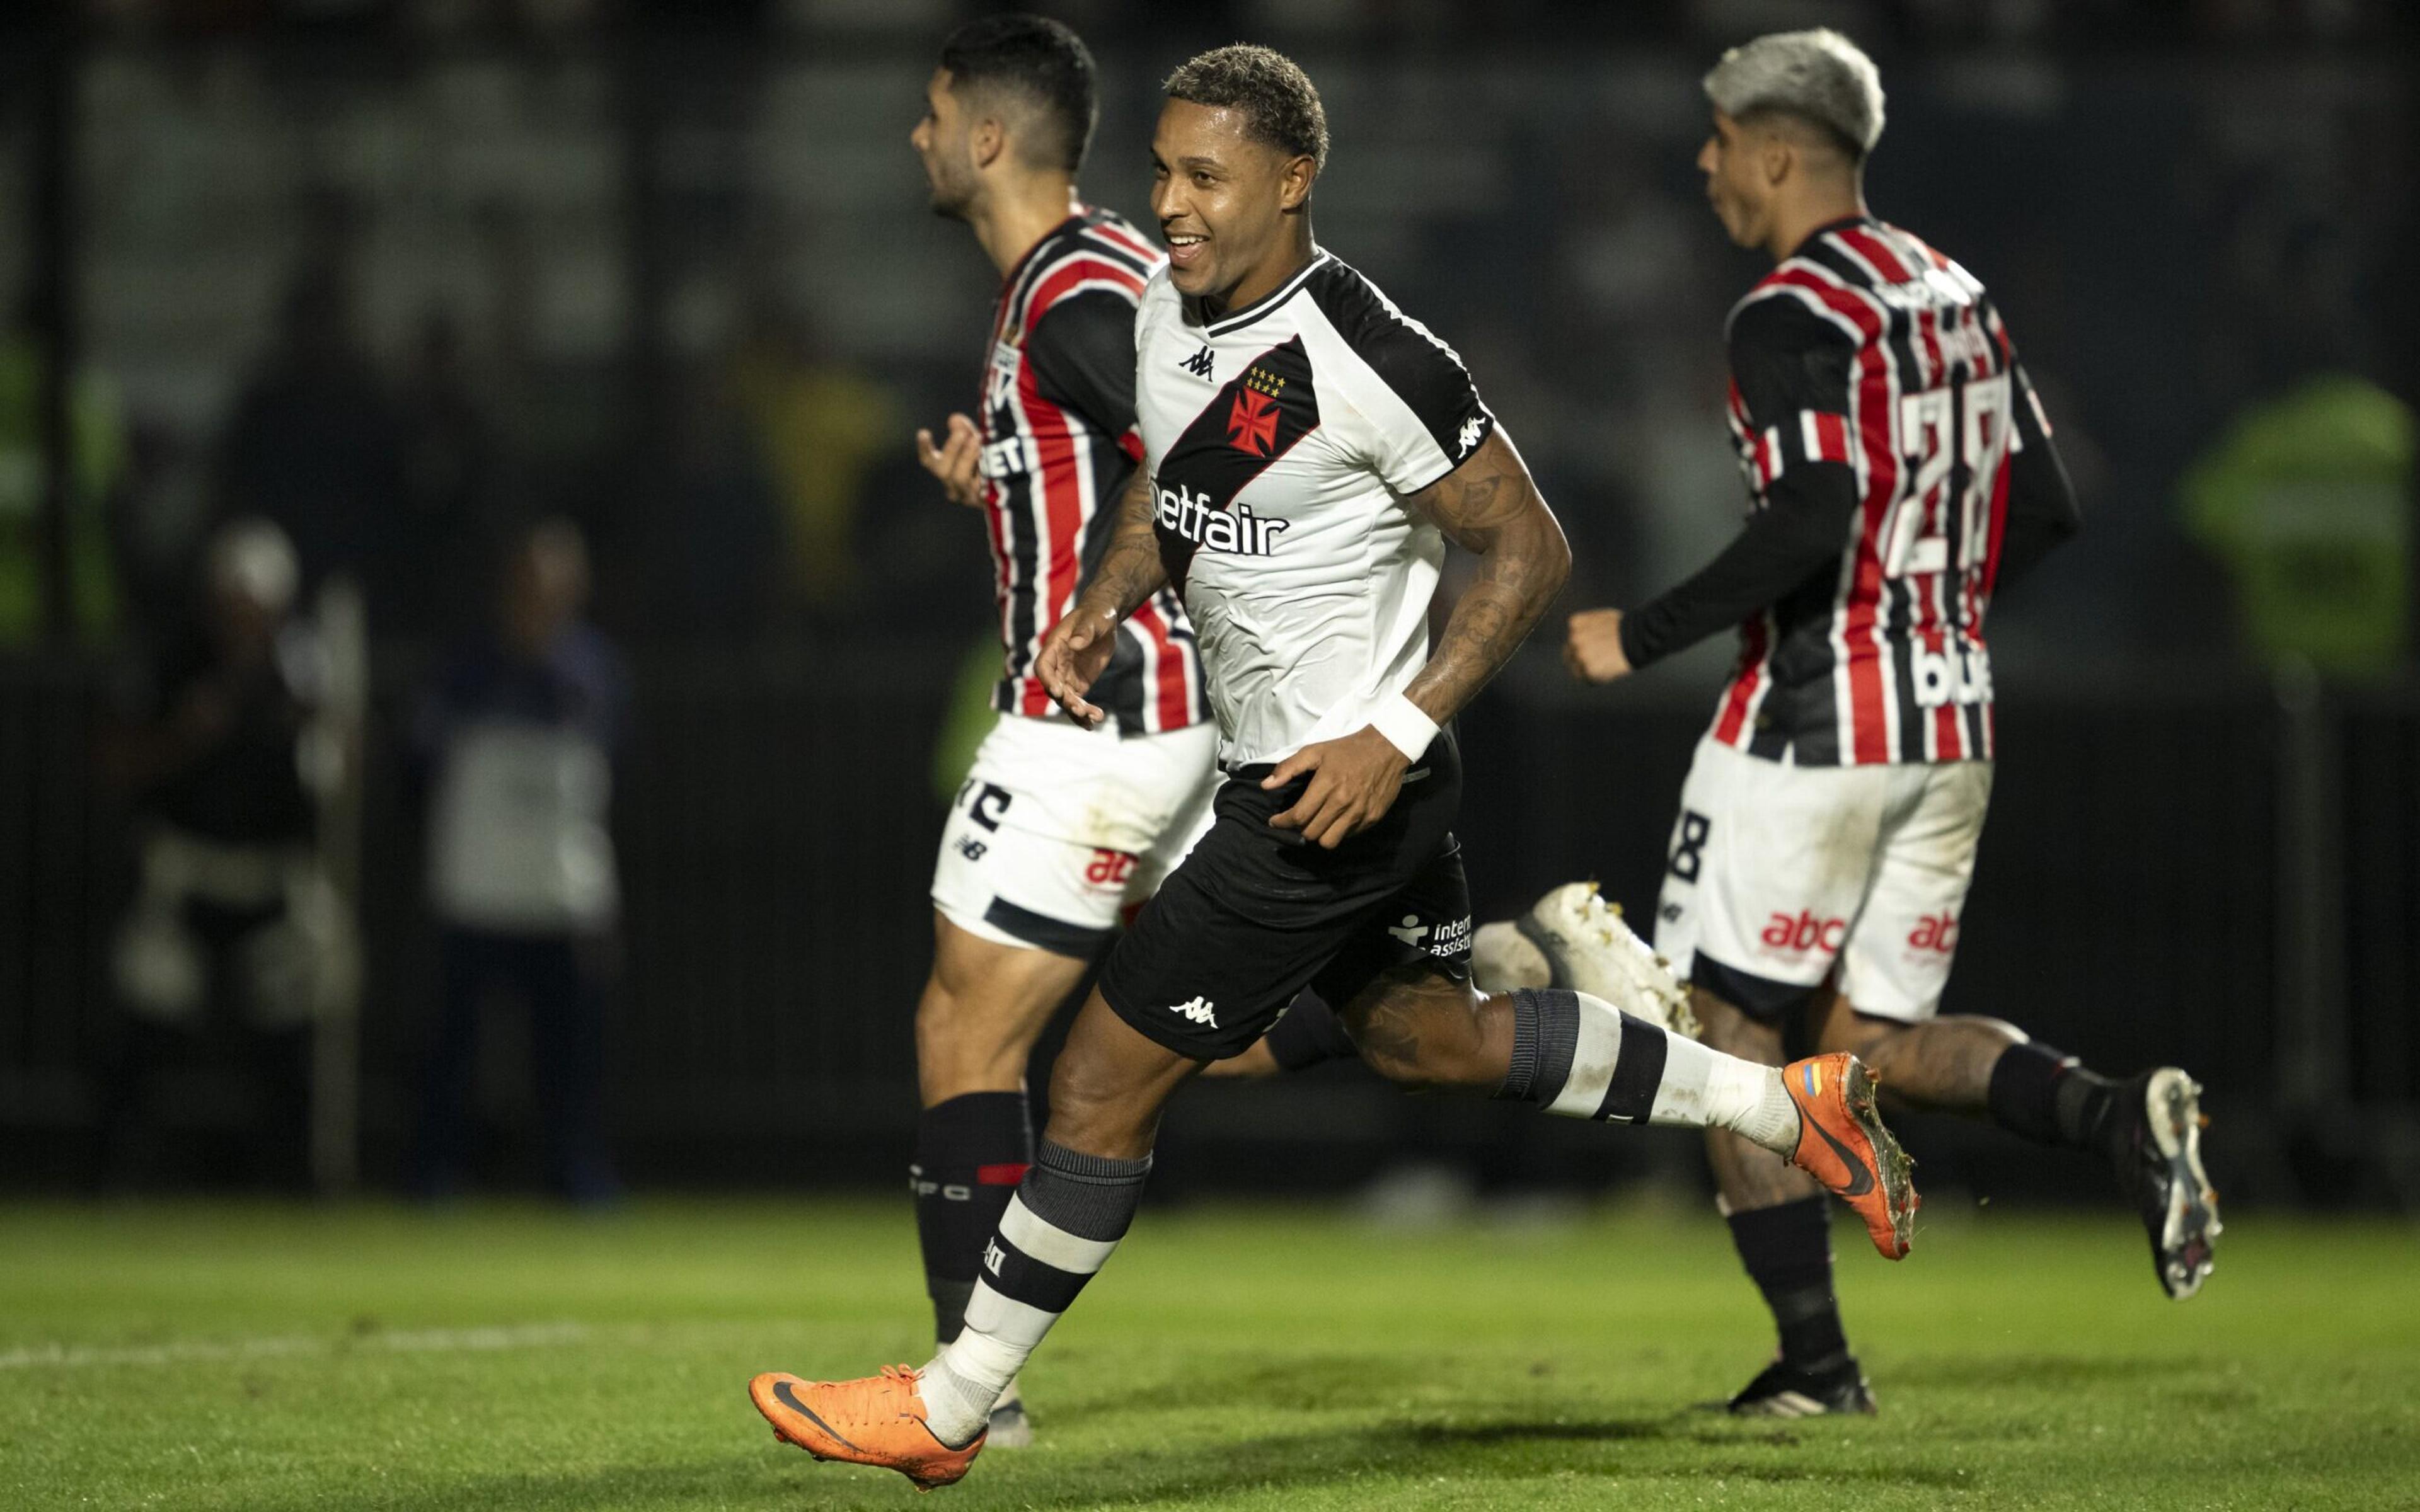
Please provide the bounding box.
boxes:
[1164,44,1329,169]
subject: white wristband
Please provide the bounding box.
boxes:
[1368,693,1440,762]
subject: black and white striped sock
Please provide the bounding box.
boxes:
[918,1139,1150,1447]
[1491,988,1797,1150]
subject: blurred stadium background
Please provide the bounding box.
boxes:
[1,0,2416,1225]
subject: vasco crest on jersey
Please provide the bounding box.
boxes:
[1152,336,1320,589]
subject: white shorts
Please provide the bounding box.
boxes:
[932,713,1221,957]
[1652,736,1992,1023]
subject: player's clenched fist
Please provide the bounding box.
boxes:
[1564,607,1633,684]
[914,413,984,508]
[1036,601,1121,728]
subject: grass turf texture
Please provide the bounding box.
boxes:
[3,1198,2414,1510]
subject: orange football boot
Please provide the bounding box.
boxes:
[1782,1052,1918,1259]
[749,1365,984,1492]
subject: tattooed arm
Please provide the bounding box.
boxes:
[1264,428,1570,848]
[1036,465,1165,726]
[1400,428,1571,725]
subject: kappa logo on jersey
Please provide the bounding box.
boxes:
[1457,415,1485,458]
[1168,995,1218,1027]
[1180,343,1214,379]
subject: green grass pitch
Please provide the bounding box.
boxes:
[4,1196,2416,1509]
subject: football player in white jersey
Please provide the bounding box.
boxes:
[752,44,1918,1489]
[892,11,1671,1448]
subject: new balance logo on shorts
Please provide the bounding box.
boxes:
[1169,995,1218,1027]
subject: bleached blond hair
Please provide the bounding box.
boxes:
[1703,28,1885,161]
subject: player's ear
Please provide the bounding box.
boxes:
[1277,153,1317,214]
[1759,130,1794,190]
[969,113,1007,171]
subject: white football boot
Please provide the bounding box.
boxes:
[1505,882,1699,1039]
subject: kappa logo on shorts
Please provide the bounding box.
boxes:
[1168,995,1218,1028]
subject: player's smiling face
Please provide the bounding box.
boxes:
[1151,99,1314,309]
[1697,110,1770,249]
[911,69,978,219]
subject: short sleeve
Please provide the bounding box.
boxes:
[1725,292,1860,508]
[1727,292,1857,430]
[1025,289,1142,442]
[1310,265,1495,496]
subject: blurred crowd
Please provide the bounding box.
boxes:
[0,1,2412,1195]
[1,7,2406,672]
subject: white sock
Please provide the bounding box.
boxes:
[921,1335,1015,1446]
[1655,1035,1799,1154]
[1502,990,1798,1154]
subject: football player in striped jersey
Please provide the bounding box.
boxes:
[902,14,1215,1448]
[1565,28,2219,1418]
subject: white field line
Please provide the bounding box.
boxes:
[0,1321,589,1371]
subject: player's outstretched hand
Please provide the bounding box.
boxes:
[1264,728,1409,849]
[1037,602,1120,728]
[914,413,984,508]
[1564,608,1633,684]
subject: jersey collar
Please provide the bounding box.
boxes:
[1192,248,1333,338]
[1788,214,1876,261]
[998,209,1090,297]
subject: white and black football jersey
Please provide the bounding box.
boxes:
[1133,249,1494,769]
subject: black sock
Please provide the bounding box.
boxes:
[1727,1196,1849,1372]
[912,1091,1030,1344]
[1490,988,1581,1106]
[1986,1042,2119,1152]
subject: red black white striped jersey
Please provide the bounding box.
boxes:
[1703,217,2061,767]
[976,207,1206,735]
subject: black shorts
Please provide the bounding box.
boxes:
[1098,732,1473,1060]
